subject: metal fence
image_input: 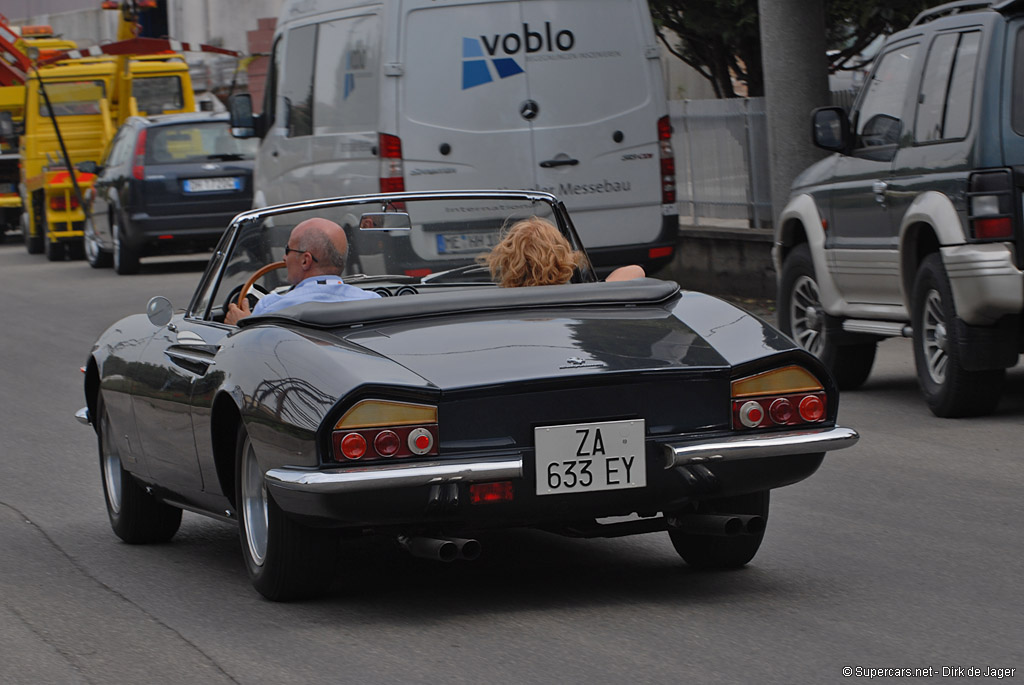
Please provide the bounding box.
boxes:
[671,97,772,228]
[671,92,856,229]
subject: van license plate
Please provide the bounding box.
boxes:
[534,419,645,496]
[184,177,240,193]
[436,232,500,254]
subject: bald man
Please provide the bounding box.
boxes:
[225,217,379,325]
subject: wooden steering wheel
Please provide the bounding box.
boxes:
[238,260,286,307]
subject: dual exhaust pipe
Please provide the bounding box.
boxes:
[398,535,482,562]
[668,513,765,537]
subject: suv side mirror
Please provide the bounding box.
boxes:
[811,107,850,153]
[229,94,260,139]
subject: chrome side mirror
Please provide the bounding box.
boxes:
[146,296,174,327]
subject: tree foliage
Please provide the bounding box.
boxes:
[649,0,943,98]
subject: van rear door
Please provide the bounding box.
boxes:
[400,0,534,193]
[521,0,668,252]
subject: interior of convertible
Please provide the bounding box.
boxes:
[196,196,600,323]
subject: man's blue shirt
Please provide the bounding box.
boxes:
[251,275,380,315]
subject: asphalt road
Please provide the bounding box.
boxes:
[1,240,1021,684]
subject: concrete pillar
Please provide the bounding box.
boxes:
[758,0,830,225]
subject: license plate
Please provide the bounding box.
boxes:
[183,177,240,193]
[436,231,500,254]
[534,419,645,496]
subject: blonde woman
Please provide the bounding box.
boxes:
[484,217,644,288]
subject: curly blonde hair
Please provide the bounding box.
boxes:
[483,217,581,288]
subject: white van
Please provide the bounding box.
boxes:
[230,0,678,272]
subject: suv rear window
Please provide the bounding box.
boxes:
[1013,27,1024,134]
[146,122,258,164]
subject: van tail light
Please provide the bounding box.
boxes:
[968,169,1014,240]
[132,128,147,180]
[332,399,438,462]
[657,115,676,205]
[731,366,828,430]
[379,133,405,194]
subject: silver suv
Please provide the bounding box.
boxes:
[775,0,1024,417]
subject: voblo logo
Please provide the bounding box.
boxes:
[462,22,575,89]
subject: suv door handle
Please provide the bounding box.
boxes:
[872,180,888,202]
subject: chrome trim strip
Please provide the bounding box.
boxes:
[662,426,859,468]
[75,406,90,426]
[265,457,523,494]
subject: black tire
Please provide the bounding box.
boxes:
[911,254,1004,417]
[85,220,113,268]
[24,209,43,254]
[778,243,876,389]
[669,491,770,569]
[96,394,182,544]
[235,425,332,601]
[113,213,140,275]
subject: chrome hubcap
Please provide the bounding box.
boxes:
[241,440,269,566]
[922,290,948,384]
[790,274,826,356]
[101,412,122,514]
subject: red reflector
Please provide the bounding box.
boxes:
[470,481,514,504]
[49,196,79,211]
[404,268,432,277]
[973,217,1012,239]
[374,429,400,457]
[157,235,174,240]
[380,176,405,193]
[799,395,825,422]
[340,433,366,460]
[648,246,673,259]
[414,434,430,450]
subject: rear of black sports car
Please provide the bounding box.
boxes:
[258,284,855,545]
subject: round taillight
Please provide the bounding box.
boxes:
[340,433,366,460]
[738,401,764,428]
[769,398,794,424]
[408,427,433,455]
[374,429,401,457]
[799,395,825,422]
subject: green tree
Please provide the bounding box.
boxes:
[649,0,943,98]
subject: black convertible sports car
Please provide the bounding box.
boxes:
[79,190,858,601]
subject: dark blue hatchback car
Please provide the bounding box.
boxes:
[83,111,257,274]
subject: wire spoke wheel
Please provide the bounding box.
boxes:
[790,274,825,356]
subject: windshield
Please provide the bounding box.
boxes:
[146,121,259,163]
[198,194,594,320]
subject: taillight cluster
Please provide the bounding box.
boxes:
[731,366,828,430]
[331,399,438,463]
[968,169,1015,240]
[658,115,676,205]
[379,133,405,194]
[49,194,79,211]
[132,128,148,180]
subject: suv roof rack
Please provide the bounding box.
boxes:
[910,0,993,26]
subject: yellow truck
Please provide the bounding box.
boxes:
[0,21,78,237]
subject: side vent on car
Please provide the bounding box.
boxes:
[731,366,826,430]
[332,399,438,462]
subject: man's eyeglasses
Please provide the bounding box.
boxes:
[284,245,318,262]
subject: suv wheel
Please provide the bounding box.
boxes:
[778,244,876,389]
[911,254,1004,417]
